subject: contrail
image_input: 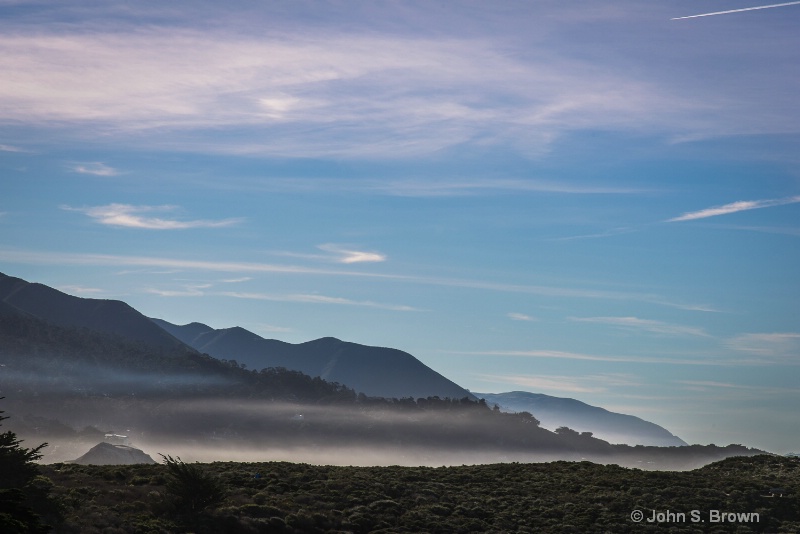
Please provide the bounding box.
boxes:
[672,1,800,20]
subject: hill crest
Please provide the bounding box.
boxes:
[152,318,475,400]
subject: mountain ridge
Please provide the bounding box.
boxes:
[0,270,772,467]
[0,272,185,350]
[151,318,475,400]
[475,391,687,447]
[2,270,688,449]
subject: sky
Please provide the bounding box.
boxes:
[1,0,799,454]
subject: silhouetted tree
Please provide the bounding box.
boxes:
[517,411,541,426]
[160,454,226,514]
[0,398,53,534]
[555,426,580,436]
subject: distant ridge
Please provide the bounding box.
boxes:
[0,271,691,451]
[0,272,185,350]
[475,391,687,447]
[0,271,768,467]
[152,318,475,400]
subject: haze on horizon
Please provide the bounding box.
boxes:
[1,0,798,455]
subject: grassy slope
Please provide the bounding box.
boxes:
[38,455,799,533]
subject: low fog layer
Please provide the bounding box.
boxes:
[0,307,765,471]
[5,396,760,471]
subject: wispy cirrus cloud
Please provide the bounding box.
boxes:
[0,143,26,152]
[217,291,417,312]
[252,323,294,334]
[62,203,242,230]
[508,312,537,322]
[0,21,714,158]
[710,224,800,237]
[145,283,211,297]
[59,284,106,295]
[233,176,643,198]
[272,244,387,264]
[679,380,759,391]
[570,316,710,337]
[0,248,388,277]
[726,332,800,361]
[0,248,716,312]
[142,279,416,310]
[70,162,120,176]
[676,380,800,402]
[667,196,800,222]
[477,374,605,394]
[448,348,739,366]
[1,1,798,161]
[317,244,386,264]
[476,372,640,394]
[375,179,644,197]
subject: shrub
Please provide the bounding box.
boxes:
[159,454,226,513]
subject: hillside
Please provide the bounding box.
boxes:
[0,272,185,350]
[1,308,765,468]
[70,442,156,465]
[0,271,472,401]
[152,318,474,400]
[0,272,768,468]
[476,391,687,447]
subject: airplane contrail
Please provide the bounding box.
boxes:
[672,1,800,20]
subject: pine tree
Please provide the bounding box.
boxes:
[0,398,52,534]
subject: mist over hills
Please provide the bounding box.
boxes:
[0,271,767,467]
[475,391,687,447]
[152,318,474,400]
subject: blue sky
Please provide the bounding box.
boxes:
[1,0,798,453]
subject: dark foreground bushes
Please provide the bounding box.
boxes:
[32,454,800,533]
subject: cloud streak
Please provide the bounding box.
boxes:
[0,23,713,158]
[375,179,644,197]
[672,1,800,20]
[448,348,745,366]
[58,284,106,295]
[667,196,800,222]
[217,291,417,312]
[233,176,644,198]
[145,283,210,297]
[0,143,26,152]
[270,244,387,264]
[477,373,606,394]
[570,316,710,337]
[70,162,120,176]
[508,312,537,322]
[62,203,242,230]
[476,372,641,394]
[316,244,386,264]
[0,248,716,312]
[726,332,800,361]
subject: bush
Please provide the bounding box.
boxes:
[159,454,226,514]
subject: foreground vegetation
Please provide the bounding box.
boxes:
[27,454,799,533]
[4,402,799,533]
